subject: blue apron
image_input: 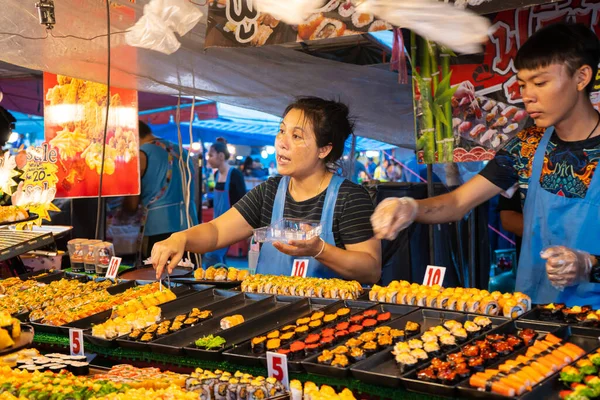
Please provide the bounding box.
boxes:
[518,127,600,306]
[256,175,345,278]
[203,168,233,268]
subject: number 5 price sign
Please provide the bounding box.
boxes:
[69,328,85,356]
[423,265,446,287]
[266,351,289,389]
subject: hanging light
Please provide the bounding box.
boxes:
[261,150,268,159]
[265,146,275,155]
[191,142,201,151]
[227,144,236,155]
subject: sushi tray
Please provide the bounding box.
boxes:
[29,282,199,335]
[456,322,600,400]
[222,299,396,369]
[149,293,291,358]
[0,324,34,356]
[16,269,68,283]
[82,287,229,348]
[349,309,510,388]
[113,289,257,351]
[169,276,242,289]
[519,304,600,336]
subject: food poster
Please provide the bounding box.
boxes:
[204,0,391,48]
[43,73,140,198]
[415,0,600,164]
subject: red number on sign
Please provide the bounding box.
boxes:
[293,261,306,277]
[425,269,442,286]
[271,356,284,380]
[72,331,81,354]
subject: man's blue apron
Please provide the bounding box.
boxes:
[256,175,345,278]
[203,168,233,268]
[518,127,600,306]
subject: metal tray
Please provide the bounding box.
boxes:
[149,293,281,357]
[519,307,600,337]
[82,287,222,348]
[30,282,197,335]
[457,322,600,400]
[349,309,511,388]
[222,298,352,367]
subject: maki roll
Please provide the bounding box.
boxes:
[453,328,469,343]
[431,326,450,337]
[289,341,306,360]
[336,321,350,331]
[280,331,296,344]
[321,336,335,347]
[321,328,335,338]
[405,321,421,337]
[473,316,493,331]
[349,347,366,362]
[323,314,338,324]
[518,329,538,346]
[486,333,506,343]
[424,341,441,357]
[277,348,291,356]
[349,324,364,334]
[174,314,187,323]
[363,309,378,318]
[421,331,438,343]
[295,325,309,335]
[281,325,296,333]
[331,354,350,368]
[170,321,184,333]
[378,334,393,348]
[395,353,418,374]
[391,329,406,343]
[468,356,485,372]
[156,325,170,338]
[439,334,456,350]
[140,333,154,342]
[129,329,142,341]
[362,319,378,329]
[447,353,465,364]
[305,343,321,356]
[539,303,566,321]
[464,321,481,338]
[296,317,311,326]
[215,377,230,400]
[363,341,379,355]
[336,307,351,319]
[349,315,365,325]
[377,312,392,324]
[393,342,411,354]
[437,370,458,386]
[335,330,350,341]
[506,335,524,349]
[410,348,428,362]
[311,311,325,321]
[417,367,437,383]
[266,338,281,352]
[332,345,349,355]
[374,326,392,335]
[443,320,462,332]
[318,350,334,365]
[408,339,424,350]
[346,338,363,348]
[308,320,322,330]
[562,305,592,324]
[46,364,67,373]
[305,333,320,345]
[492,341,511,356]
[251,336,267,353]
[267,330,280,340]
[359,332,377,343]
[69,361,90,375]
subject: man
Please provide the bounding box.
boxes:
[371,23,600,306]
[123,121,198,260]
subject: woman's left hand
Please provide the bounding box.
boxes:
[273,237,324,257]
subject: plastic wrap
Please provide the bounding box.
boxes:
[125,11,182,55]
[253,0,324,25]
[146,0,204,36]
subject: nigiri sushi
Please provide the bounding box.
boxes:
[470,124,487,138]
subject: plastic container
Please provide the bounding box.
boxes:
[253,219,322,243]
[94,242,115,275]
[83,240,102,274]
[67,239,86,272]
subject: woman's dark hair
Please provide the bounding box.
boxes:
[0,106,16,144]
[515,22,600,94]
[283,97,355,165]
[210,137,230,160]
[138,120,152,138]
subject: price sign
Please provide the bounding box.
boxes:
[291,259,309,278]
[423,265,446,287]
[106,257,122,280]
[266,351,289,389]
[69,328,84,356]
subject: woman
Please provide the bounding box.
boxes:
[151,97,381,283]
[203,138,247,267]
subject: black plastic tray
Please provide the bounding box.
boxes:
[30,282,196,334]
[149,293,282,357]
[0,324,34,356]
[456,322,600,400]
[82,287,223,348]
[222,298,359,367]
[17,269,64,282]
[349,309,511,388]
[519,307,600,337]
[170,276,242,289]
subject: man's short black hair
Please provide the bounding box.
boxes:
[515,22,600,93]
[139,120,152,138]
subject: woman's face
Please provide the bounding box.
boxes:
[275,108,331,178]
[207,148,223,168]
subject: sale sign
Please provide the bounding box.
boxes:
[43,73,140,198]
[423,265,446,287]
[291,259,310,278]
[69,328,85,356]
[266,351,289,389]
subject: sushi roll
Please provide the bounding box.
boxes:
[335,330,350,341]
[405,321,421,337]
[395,353,419,374]
[437,370,458,386]
[363,309,378,318]
[227,267,239,282]
[323,313,338,324]
[393,342,411,355]
[295,325,309,336]
[128,329,142,341]
[311,311,325,321]
[491,341,511,357]
[69,361,90,375]
[281,325,296,333]
[464,321,482,338]
[376,312,392,324]
[331,354,350,368]
[236,378,250,400]
[267,330,280,340]
[310,18,346,40]
[336,322,350,331]
[280,331,296,344]
[321,328,335,338]
[289,341,306,360]
[304,343,321,356]
[332,345,349,355]
[318,350,334,365]
[349,315,365,325]
[215,377,230,400]
[391,329,405,342]
[426,293,438,308]
[251,336,267,353]
[214,267,228,281]
[439,334,456,350]
[266,338,281,352]
[421,331,438,343]
[443,320,462,332]
[349,346,366,362]
[304,333,320,345]
[351,12,373,28]
[467,296,482,314]
[362,318,378,329]
[248,379,268,400]
[473,316,493,331]
[170,321,184,333]
[408,339,424,350]
[374,326,392,335]
[349,324,364,334]
[378,334,393,347]
[468,356,485,372]
[337,308,351,319]
[227,378,240,400]
[346,338,363,348]
[290,380,303,400]
[424,341,441,357]
[308,320,322,330]
[140,333,154,342]
[359,332,377,343]
[410,348,428,362]
[296,317,311,326]
[417,367,438,383]
[236,270,249,281]
[479,296,500,316]
[183,317,199,327]
[452,328,469,343]
[205,266,217,280]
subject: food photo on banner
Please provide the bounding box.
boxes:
[43,73,140,198]
[204,0,392,47]
[415,0,600,164]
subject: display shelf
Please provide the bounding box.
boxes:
[0,230,55,262]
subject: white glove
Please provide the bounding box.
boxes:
[371,197,418,240]
[541,246,593,290]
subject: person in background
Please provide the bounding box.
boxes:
[351,153,368,184]
[367,157,377,177]
[203,137,247,267]
[268,161,278,176]
[242,156,254,176]
[498,192,523,261]
[373,158,390,182]
[0,106,16,149]
[122,121,198,260]
[150,97,381,283]
[251,158,267,178]
[386,161,403,182]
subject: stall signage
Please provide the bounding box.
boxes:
[69,328,85,356]
[266,351,289,389]
[291,259,310,278]
[106,256,122,280]
[423,265,446,287]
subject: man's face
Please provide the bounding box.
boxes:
[517,63,583,128]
